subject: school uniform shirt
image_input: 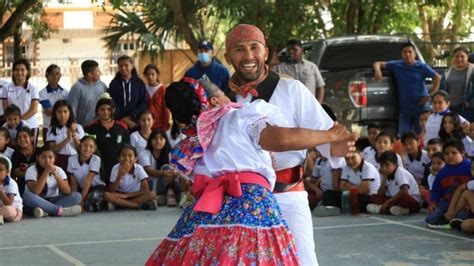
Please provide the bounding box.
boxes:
[109,163,148,193]
[2,120,32,141]
[67,154,104,188]
[427,173,436,190]
[0,80,12,116]
[0,146,14,160]
[311,158,335,191]
[24,165,68,198]
[424,111,468,146]
[138,149,168,176]
[46,125,85,156]
[341,160,381,194]
[365,152,404,170]
[0,176,23,210]
[402,150,430,180]
[467,142,474,158]
[467,180,474,191]
[462,136,472,153]
[39,86,69,128]
[385,167,421,204]
[1,82,40,128]
[362,146,376,161]
[130,131,148,155]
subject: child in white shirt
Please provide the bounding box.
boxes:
[401,131,430,183]
[107,145,157,210]
[130,111,154,155]
[365,132,403,169]
[0,156,22,223]
[427,152,445,190]
[367,151,421,215]
[2,104,31,148]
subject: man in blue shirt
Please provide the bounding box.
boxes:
[184,41,230,90]
[373,43,441,135]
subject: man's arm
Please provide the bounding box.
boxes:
[430,73,441,96]
[373,61,386,81]
[316,86,325,103]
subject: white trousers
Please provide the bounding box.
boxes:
[275,191,319,266]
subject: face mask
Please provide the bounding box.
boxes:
[198,53,210,64]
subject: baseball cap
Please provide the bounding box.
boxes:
[198,40,213,50]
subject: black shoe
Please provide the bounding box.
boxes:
[140,200,158,211]
[427,217,450,229]
[449,218,464,231]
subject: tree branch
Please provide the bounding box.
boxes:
[0,0,39,42]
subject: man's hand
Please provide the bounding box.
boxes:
[417,96,430,106]
[374,69,383,82]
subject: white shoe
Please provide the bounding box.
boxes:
[389,206,409,216]
[33,207,49,218]
[0,215,4,225]
[314,206,341,217]
[61,205,81,217]
[366,204,381,214]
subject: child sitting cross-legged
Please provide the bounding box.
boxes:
[107,145,157,210]
[426,139,472,228]
[401,131,430,183]
[367,151,422,215]
[448,162,474,232]
[0,156,22,224]
[305,149,343,216]
[338,139,381,214]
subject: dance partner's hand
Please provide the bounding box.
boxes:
[329,123,358,157]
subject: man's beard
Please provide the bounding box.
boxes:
[235,65,264,83]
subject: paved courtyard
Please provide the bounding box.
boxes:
[1,208,474,265]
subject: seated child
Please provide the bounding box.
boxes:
[138,129,180,207]
[130,111,154,154]
[426,139,472,228]
[439,112,472,151]
[0,156,22,224]
[107,145,157,210]
[338,141,381,213]
[2,104,31,148]
[11,127,38,195]
[22,146,82,218]
[401,131,430,183]
[68,136,110,212]
[305,150,342,216]
[365,132,403,169]
[418,110,430,149]
[0,128,14,159]
[427,152,445,190]
[367,151,421,215]
[449,173,474,233]
[362,123,381,160]
[424,90,469,146]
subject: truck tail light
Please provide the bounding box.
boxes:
[348,80,367,107]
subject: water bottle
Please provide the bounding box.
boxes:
[341,190,350,214]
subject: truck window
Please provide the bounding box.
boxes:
[316,43,413,70]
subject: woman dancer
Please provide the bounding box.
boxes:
[146,79,355,265]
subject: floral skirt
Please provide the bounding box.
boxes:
[145,184,300,265]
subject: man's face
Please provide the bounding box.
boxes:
[401,46,416,64]
[225,41,269,83]
[286,44,303,62]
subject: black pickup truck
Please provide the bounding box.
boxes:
[302,35,440,133]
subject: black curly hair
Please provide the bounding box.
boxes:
[165,81,202,125]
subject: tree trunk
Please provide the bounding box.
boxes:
[169,0,199,55]
[13,22,22,61]
[0,0,38,42]
[346,1,357,34]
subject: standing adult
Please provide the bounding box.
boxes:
[68,60,108,126]
[373,43,441,134]
[272,39,326,102]
[184,40,231,90]
[440,46,474,121]
[224,24,349,266]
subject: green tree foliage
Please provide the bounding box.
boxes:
[105,0,474,64]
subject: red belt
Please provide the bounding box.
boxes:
[273,166,305,193]
[192,172,270,214]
